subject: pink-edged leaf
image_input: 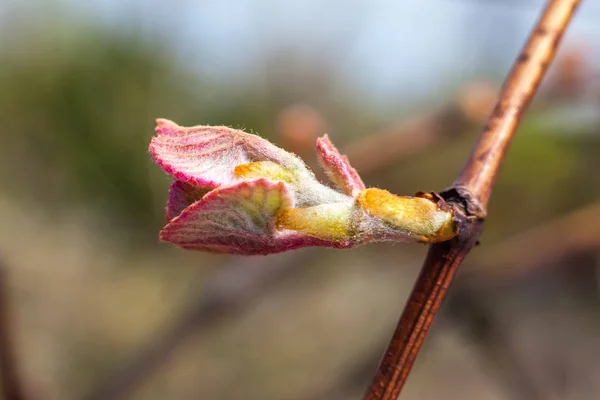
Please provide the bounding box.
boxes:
[160,178,355,255]
[316,135,365,197]
[160,179,292,254]
[165,181,211,221]
[150,119,304,188]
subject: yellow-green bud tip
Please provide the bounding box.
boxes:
[357,188,457,243]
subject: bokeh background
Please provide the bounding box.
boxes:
[2,0,600,399]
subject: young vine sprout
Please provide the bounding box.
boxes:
[149,119,456,255]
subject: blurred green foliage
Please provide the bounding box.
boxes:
[0,26,281,243]
[1,15,598,249]
[0,29,192,239]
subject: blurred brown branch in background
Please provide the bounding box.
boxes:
[279,82,496,176]
[544,44,590,100]
[445,286,550,400]
[0,257,30,400]
[84,250,316,400]
[344,81,500,175]
[343,106,474,175]
[362,1,581,399]
[470,201,600,280]
[277,104,328,161]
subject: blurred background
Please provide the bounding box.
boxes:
[1,0,600,399]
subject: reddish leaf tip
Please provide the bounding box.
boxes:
[316,134,365,196]
[155,118,180,136]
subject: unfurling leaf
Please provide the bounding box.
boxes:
[149,119,457,255]
[315,135,365,196]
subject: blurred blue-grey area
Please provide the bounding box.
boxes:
[1,0,600,399]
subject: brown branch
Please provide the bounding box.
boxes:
[362,1,581,399]
[0,258,29,400]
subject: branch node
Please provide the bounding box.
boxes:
[441,186,486,220]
